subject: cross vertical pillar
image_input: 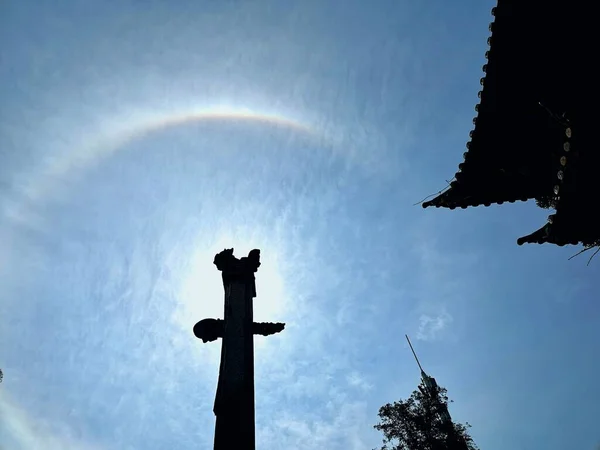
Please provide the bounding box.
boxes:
[213,273,256,449]
[192,249,284,449]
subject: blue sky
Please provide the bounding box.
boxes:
[1,1,599,449]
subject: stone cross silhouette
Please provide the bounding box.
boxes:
[193,248,285,450]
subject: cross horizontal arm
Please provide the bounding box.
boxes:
[252,322,285,336]
[193,318,285,342]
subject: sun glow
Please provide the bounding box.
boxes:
[174,232,288,353]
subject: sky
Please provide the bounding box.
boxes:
[1,1,599,449]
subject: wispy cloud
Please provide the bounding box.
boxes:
[417,310,453,341]
[258,398,370,449]
[346,371,374,392]
[407,216,481,343]
[0,394,103,450]
[0,1,464,449]
[1,122,386,449]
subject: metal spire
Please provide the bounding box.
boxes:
[405,334,425,374]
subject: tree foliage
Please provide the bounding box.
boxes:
[374,381,478,450]
[535,195,557,210]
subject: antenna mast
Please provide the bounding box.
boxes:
[405,334,425,374]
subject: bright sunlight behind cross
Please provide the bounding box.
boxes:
[176,232,288,352]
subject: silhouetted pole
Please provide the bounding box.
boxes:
[406,334,425,374]
[214,249,257,449]
[193,249,285,450]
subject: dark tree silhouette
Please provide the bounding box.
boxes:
[535,195,557,210]
[374,382,478,450]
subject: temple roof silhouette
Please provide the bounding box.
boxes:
[422,0,597,247]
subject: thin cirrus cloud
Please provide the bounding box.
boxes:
[417,311,454,342]
[0,394,103,450]
[0,1,525,449]
[5,2,600,449]
[0,100,391,449]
